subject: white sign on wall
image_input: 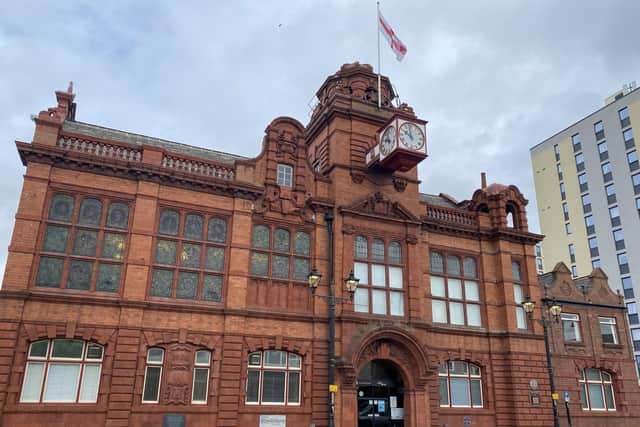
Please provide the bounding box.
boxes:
[259,415,286,427]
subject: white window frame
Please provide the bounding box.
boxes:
[245,350,301,406]
[20,339,104,404]
[191,350,211,404]
[561,313,582,342]
[142,348,164,404]
[580,369,616,411]
[599,317,618,345]
[276,164,293,187]
[439,361,483,408]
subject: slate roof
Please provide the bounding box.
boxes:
[62,120,247,165]
[419,193,460,209]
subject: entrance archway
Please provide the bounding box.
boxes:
[357,359,405,427]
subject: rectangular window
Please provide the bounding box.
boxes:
[250,225,311,283]
[632,329,640,350]
[571,265,578,278]
[354,238,405,317]
[560,183,566,201]
[594,121,605,140]
[554,144,560,161]
[575,152,585,172]
[622,277,634,299]
[192,350,211,404]
[584,215,595,235]
[613,229,625,251]
[276,164,293,187]
[605,184,617,204]
[592,259,601,269]
[619,107,631,128]
[578,173,588,192]
[563,203,569,221]
[601,162,613,182]
[617,253,629,275]
[565,223,572,235]
[599,317,618,345]
[582,194,591,213]
[557,163,563,180]
[513,284,527,329]
[598,141,609,161]
[569,244,576,264]
[624,128,635,149]
[246,350,301,406]
[632,173,640,195]
[609,206,621,227]
[588,237,599,258]
[36,194,130,292]
[142,348,164,403]
[572,133,582,152]
[628,150,639,172]
[430,252,481,327]
[561,313,581,342]
[151,210,227,302]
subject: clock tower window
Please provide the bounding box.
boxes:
[277,164,293,187]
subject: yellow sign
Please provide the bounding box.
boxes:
[551,393,559,400]
[329,384,339,392]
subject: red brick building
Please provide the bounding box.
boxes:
[0,63,638,426]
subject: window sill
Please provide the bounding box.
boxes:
[438,407,493,415]
[564,341,585,347]
[602,343,623,349]
[240,404,307,414]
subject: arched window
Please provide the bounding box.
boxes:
[580,369,615,411]
[439,361,482,408]
[246,350,301,405]
[142,348,164,403]
[20,339,104,403]
[506,203,517,228]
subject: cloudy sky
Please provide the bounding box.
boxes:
[1,1,639,274]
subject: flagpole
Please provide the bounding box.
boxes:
[377,1,381,109]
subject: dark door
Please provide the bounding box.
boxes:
[357,360,405,427]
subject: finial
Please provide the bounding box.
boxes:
[67,81,74,93]
[481,172,487,189]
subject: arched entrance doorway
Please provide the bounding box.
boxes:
[357,359,405,427]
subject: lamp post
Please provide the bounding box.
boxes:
[307,212,359,427]
[522,292,563,427]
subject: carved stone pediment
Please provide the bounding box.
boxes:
[341,191,418,222]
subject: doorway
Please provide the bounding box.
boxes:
[357,359,405,427]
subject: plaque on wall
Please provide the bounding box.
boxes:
[530,391,541,407]
[163,414,185,427]
[259,415,286,427]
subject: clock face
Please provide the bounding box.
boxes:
[399,122,425,150]
[380,126,396,155]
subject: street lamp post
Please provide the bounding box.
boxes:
[307,212,359,427]
[522,292,563,427]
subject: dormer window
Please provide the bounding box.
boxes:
[277,164,293,187]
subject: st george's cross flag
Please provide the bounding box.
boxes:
[378,9,407,61]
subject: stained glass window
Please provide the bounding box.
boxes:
[252,225,270,249]
[354,236,368,259]
[36,193,129,293]
[72,230,98,257]
[250,224,312,283]
[430,252,444,274]
[294,232,310,256]
[447,256,461,276]
[388,242,402,264]
[151,209,228,302]
[463,257,477,278]
[372,239,385,261]
[208,218,227,243]
[48,194,74,222]
[184,214,204,240]
[42,226,69,253]
[274,229,290,253]
[78,199,102,226]
[106,202,129,229]
[159,210,180,236]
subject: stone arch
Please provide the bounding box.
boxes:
[340,326,432,389]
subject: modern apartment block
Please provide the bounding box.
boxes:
[531,83,640,375]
